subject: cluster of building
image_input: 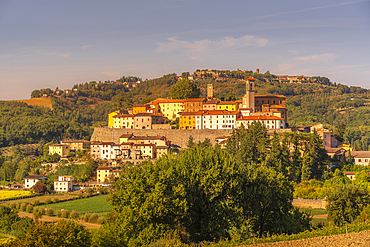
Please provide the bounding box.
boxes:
[90,133,172,161]
[109,78,287,130]
[49,139,91,157]
[24,175,74,193]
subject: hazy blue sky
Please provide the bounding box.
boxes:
[1,0,369,99]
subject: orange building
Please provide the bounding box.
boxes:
[132,104,149,114]
[179,112,196,129]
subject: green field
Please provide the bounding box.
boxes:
[44,195,112,215]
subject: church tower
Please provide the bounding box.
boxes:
[207,84,213,99]
[242,77,255,112]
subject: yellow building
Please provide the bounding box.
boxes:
[132,105,149,114]
[49,144,70,157]
[108,110,128,128]
[97,167,112,183]
[342,144,353,152]
[113,114,134,129]
[150,99,185,120]
[216,101,239,111]
[179,112,196,129]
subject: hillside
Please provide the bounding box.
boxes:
[14,97,53,110]
[0,70,369,149]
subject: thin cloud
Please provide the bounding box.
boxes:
[156,35,268,54]
[294,53,335,62]
[251,0,370,20]
[81,45,92,51]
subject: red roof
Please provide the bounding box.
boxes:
[97,167,112,170]
[246,77,256,81]
[237,116,284,121]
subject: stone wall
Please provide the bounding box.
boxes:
[91,127,234,148]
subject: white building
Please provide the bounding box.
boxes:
[54,175,74,192]
[236,116,285,129]
[345,151,370,166]
[195,110,240,129]
[100,142,122,160]
[24,175,48,189]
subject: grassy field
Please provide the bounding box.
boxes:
[0,190,32,200]
[44,195,112,216]
[14,97,53,110]
[2,193,78,205]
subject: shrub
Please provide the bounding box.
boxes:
[97,216,106,225]
[45,208,54,216]
[32,200,40,206]
[44,198,52,204]
[9,202,17,209]
[70,210,79,219]
[62,210,70,218]
[89,213,99,223]
[56,210,62,218]
[83,213,91,222]
[20,203,28,212]
[33,207,39,214]
[26,205,33,213]
[52,198,59,203]
[38,207,45,215]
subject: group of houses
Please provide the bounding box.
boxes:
[109,78,287,130]
[90,133,172,162]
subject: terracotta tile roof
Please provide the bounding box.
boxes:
[129,136,165,140]
[97,167,112,170]
[345,151,370,158]
[113,114,134,118]
[184,98,206,102]
[217,101,238,105]
[237,116,284,121]
[255,95,286,98]
[202,110,239,115]
[151,99,185,104]
[24,175,47,180]
[246,77,256,80]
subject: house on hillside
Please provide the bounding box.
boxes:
[24,175,48,189]
[54,175,74,192]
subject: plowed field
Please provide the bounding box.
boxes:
[244,230,370,247]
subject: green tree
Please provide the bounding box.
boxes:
[169,79,200,99]
[326,184,370,226]
[4,220,91,247]
[226,122,269,165]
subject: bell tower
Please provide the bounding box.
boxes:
[242,77,255,112]
[207,84,213,99]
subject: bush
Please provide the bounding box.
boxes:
[97,216,106,225]
[89,213,98,223]
[44,198,52,204]
[45,208,54,216]
[52,198,59,203]
[62,210,70,219]
[20,203,28,212]
[83,213,91,222]
[70,210,79,219]
[9,202,17,209]
[32,200,40,206]
[38,207,45,215]
[33,207,39,214]
[56,210,62,218]
[26,205,33,213]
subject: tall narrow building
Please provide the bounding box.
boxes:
[242,77,255,112]
[207,84,213,99]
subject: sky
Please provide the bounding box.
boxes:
[0,0,369,100]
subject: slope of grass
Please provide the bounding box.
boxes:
[45,195,112,215]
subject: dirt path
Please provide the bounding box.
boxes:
[240,230,370,247]
[18,212,101,229]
